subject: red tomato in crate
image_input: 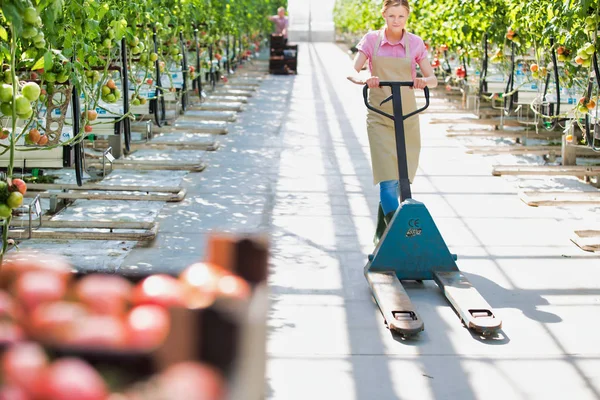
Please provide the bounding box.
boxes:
[126,305,170,350]
[34,358,108,400]
[217,274,251,301]
[132,274,186,308]
[28,301,88,343]
[0,321,24,344]
[0,385,29,400]
[1,342,48,397]
[13,271,68,311]
[158,362,227,400]
[0,290,18,320]
[65,315,128,349]
[1,252,72,284]
[179,262,225,308]
[74,274,133,315]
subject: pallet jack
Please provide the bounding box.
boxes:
[363,81,502,337]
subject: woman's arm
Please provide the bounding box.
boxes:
[414,59,438,89]
[347,51,380,87]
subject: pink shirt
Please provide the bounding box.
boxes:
[269,16,289,38]
[356,29,429,80]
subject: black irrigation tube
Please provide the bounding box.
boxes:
[504,41,516,114]
[151,25,166,127]
[121,37,131,154]
[479,34,488,96]
[208,44,216,90]
[442,49,452,74]
[541,38,561,131]
[180,31,189,112]
[585,52,600,151]
[194,29,202,100]
[72,84,83,187]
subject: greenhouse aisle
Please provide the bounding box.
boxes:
[263,43,600,400]
[120,41,600,400]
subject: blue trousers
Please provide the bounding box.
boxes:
[379,180,399,215]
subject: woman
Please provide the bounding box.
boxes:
[268,7,289,39]
[347,0,437,244]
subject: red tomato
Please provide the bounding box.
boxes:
[1,342,48,396]
[179,262,224,308]
[1,252,72,285]
[0,385,29,400]
[74,274,132,315]
[217,275,251,301]
[126,305,170,350]
[13,271,68,311]
[0,321,24,344]
[0,290,18,320]
[65,315,128,349]
[10,179,27,195]
[158,362,226,400]
[131,275,186,308]
[35,358,108,400]
[29,301,88,343]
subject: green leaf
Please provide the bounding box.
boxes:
[31,55,45,71]
[44,51,53,71]
[0,26,7,42]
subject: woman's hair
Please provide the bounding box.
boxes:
[277,7,285,12]
[381,0,410,13]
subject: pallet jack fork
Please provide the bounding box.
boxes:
[363,82,502,337]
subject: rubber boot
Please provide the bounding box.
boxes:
[373,203,386,247]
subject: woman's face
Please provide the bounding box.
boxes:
[278,8,285,17]
[382,5,409,34]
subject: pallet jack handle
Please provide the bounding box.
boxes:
[362,81,430,122]
[362,81,430,202]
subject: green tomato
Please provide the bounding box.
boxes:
[585,44,596,56]
[34,39,46,49]
[149,52,158,62]
[104,93,116,103]
[56,73,69,84]
[44,72,56,83]
[0,84,13,103]
[22,82,41,102]
[22,27,38,39]
[0,181,8,203]
[103,38,113,49]
[132,98,141,106]
[0,102,12,115]
[101,85,111,96]
[17,108,33,120]
[23,7,38,25]
[578,104,589,113]
[0,204,11,219]
[6,192,23,209]
[15,95,32,115]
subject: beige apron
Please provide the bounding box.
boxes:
[367,29,421,185]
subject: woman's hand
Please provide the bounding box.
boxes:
[413,78,428,89]
[347,76,365,85]
[365,76,380,88]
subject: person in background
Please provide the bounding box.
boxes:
[268,7,289,39]
[347,0,437,245]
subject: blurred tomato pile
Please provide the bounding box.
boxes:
[0,247,259,400]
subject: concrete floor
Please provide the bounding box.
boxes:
[121,43,600,400]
